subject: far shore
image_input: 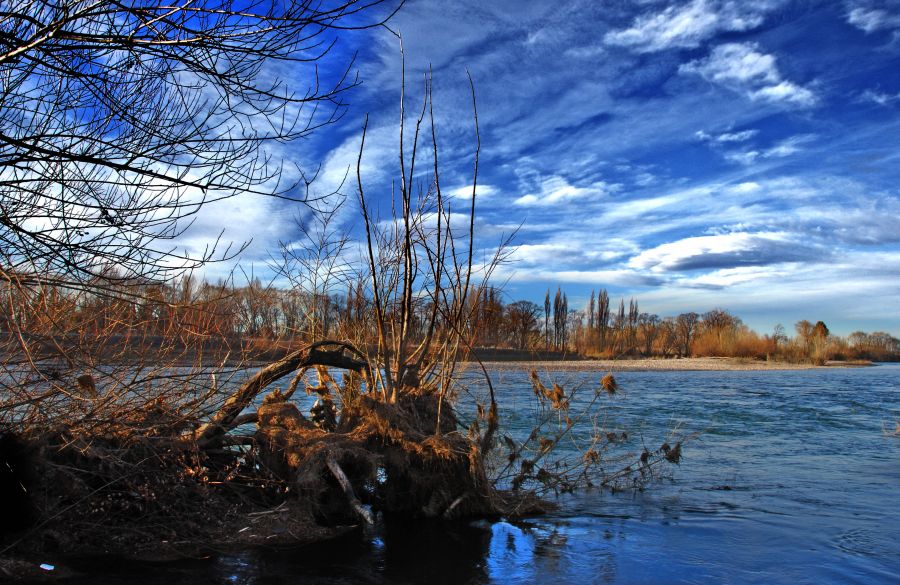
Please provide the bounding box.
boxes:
[476,357,875,372]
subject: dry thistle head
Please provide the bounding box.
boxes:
[76,374,98,398]
[549,383,568,410]
[662,442,682,464]
[530,370,548,398]
[600,373,618,395]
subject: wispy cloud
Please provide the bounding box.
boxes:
[513,176,615,207]
[604,0,774,53]
[722,134,816,165]
[680,43,817,107]
[846,1,900,33]
[860,89,900,105]
[498,265,664,288]
[509,242,626,267]
[696,128,760,143]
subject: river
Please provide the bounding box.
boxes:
[58,363,899,584]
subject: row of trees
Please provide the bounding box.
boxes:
[5,274,897,363]
[470,288,708,357]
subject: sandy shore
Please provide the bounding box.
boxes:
[478,357,870,372]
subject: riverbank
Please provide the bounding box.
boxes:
[478,357,874,372]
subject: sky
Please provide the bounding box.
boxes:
[183,0,900,337]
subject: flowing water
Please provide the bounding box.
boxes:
[58,364,900,584]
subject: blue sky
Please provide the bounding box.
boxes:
[184,0,900,336]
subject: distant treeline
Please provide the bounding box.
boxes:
[473,287,899,363]
[2,275,897,364]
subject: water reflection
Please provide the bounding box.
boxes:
[208,518,495,585]
[379,517,492,584]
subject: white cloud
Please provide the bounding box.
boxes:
[417,211,477,231]
[513,176,612,207]
[635,267,897,331]
[730,181,761,193]
[751,80,816,106]
[628,231,812,272]
[765,134,812,156]
[498,266,661,287]
[684,265,791,288]
[639,250,900,325]
[634,172,658,187]
[604,0,773,53]
[603,192,690,220]
[860,89,900,105]
[317,124,398,198]
[509,243,625,267]
[684,43,779,84]
[173,191,297,280]
[696,128,760,143]
[563,44,606,59]
[847,4,900,33]
[680,43,817,107]
[723,134,815,165]
[447,184,498,200]
[724,150,763,165]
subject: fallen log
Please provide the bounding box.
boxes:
[195,341,369,449]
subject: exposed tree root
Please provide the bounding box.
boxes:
[1,340,679,561]
[0,342,545,558]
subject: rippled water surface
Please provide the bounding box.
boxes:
[63,364,900,584]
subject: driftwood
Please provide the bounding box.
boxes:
[325,455,374,525]
[195,341,368,449]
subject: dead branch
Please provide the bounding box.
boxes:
[195,341,368,448]
[325,455,374,526]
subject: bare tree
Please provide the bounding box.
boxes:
[695,309,742,356]
[795,319,813,349]
[675,312,699,357]
[0,0,400,427]
[0,0,400,286]
[638,312,661,356]
[543,289,550,349]
[596,288,610,352]
[272,200,353,339]
[504,300,540,350]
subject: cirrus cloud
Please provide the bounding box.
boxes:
[513,176,615,207]
[604,0,777,53]
[846,1,900,33]
[680,43,817,107]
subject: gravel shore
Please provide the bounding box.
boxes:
[479,357,868,372]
